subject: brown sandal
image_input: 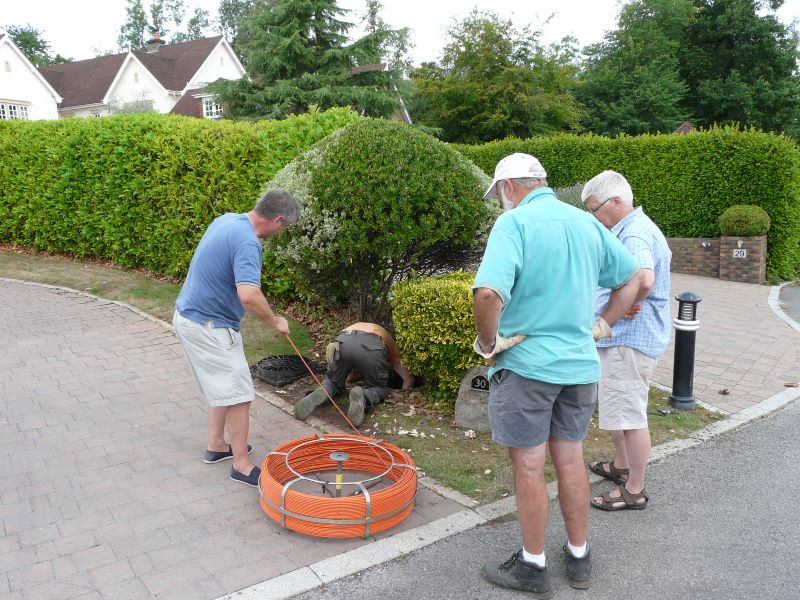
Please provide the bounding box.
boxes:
[589,460,629,485]
[591,485,649,511]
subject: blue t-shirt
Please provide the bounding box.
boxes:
[596,207,672,358]
[474,187,639,384]
[176,213,262,331]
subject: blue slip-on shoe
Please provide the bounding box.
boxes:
[230,465,261,487]
[204,444,253,464]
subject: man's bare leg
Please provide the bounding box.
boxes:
[549,437,589,547]
[208,406,229,452]
[509,444,548,555]
[227,401,255,475]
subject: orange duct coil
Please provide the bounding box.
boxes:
[259,434,417,538]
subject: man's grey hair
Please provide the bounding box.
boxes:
[580,170,633,207]
[254,189,300,224]
[512,177,548,190]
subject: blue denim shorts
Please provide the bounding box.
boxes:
[488,369,597,448]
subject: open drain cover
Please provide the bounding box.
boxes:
[250,354,326,387]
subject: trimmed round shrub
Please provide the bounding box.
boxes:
[718,205,771,237]
[267,118,498,321]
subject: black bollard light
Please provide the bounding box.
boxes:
[669,292,702,410]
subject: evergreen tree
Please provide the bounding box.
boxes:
[577,0,693,136]
[679,0,800,135]
[208,0,401,120]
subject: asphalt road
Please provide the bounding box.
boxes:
[291,399,800,600]
[780,282,800,323]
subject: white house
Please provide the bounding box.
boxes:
[0,31,62,120]
[36,34,245,119]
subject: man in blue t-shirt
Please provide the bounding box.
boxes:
[581,171,671,513]
[473,154,646,596]
[173,189,299,487]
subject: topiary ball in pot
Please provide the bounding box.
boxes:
[718,205,771,237]
[266,118,498,321]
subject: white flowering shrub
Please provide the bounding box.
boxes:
[266,118,496,321]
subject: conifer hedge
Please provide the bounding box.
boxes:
[0,108,358,278]
[455,127,800,279]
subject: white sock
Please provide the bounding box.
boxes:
[567,540,587,558]
[521,547,546,568]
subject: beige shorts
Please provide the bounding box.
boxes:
[172,310,254,407]
[598,346,657,430]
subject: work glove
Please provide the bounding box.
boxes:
[325,341,340,365]
[592,316,612,341]
[472,334,526,366]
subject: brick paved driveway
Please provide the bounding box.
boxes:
[0,280,462,599]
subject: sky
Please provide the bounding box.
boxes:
[3,0,800,65]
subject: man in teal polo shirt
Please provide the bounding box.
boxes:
[473,153,646,597]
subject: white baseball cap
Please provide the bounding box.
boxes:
[483,153,547,199]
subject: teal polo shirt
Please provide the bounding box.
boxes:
[473,187,638,384]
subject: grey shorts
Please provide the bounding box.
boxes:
[488,369,597,448]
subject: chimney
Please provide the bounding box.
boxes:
[146,30,165,53]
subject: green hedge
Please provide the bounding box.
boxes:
[0,108,359,279]
[392,272,480,406]
[455,127,800,279]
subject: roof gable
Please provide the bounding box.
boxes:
[132,36,224,91]
[0,32,63,103]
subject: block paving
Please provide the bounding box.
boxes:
[0,279,462,599]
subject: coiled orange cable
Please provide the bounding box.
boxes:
[257,335,417,538]
[259,434,416,538]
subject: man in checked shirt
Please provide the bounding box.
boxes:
[582,170,672,512]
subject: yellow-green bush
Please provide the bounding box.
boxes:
[392,272,481,406]
[719,205,771,237]
[456,126,800,279]
[0,108,358,283]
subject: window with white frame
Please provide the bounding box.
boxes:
[202,97,223,119]
[0,102,30,120]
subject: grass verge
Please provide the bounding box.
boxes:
[0,246,314,363]
[360,387,724,505]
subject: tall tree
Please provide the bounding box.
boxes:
[208,0,402,120]
[117,0,150,50]
[117,0,209,50]
[217,0,255,50]
[410,10,583,143]
[173,7,212,43]
[679,0,800,134]
[361,0,414,75]
[577,0,694,136]
[6,24,71,67]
